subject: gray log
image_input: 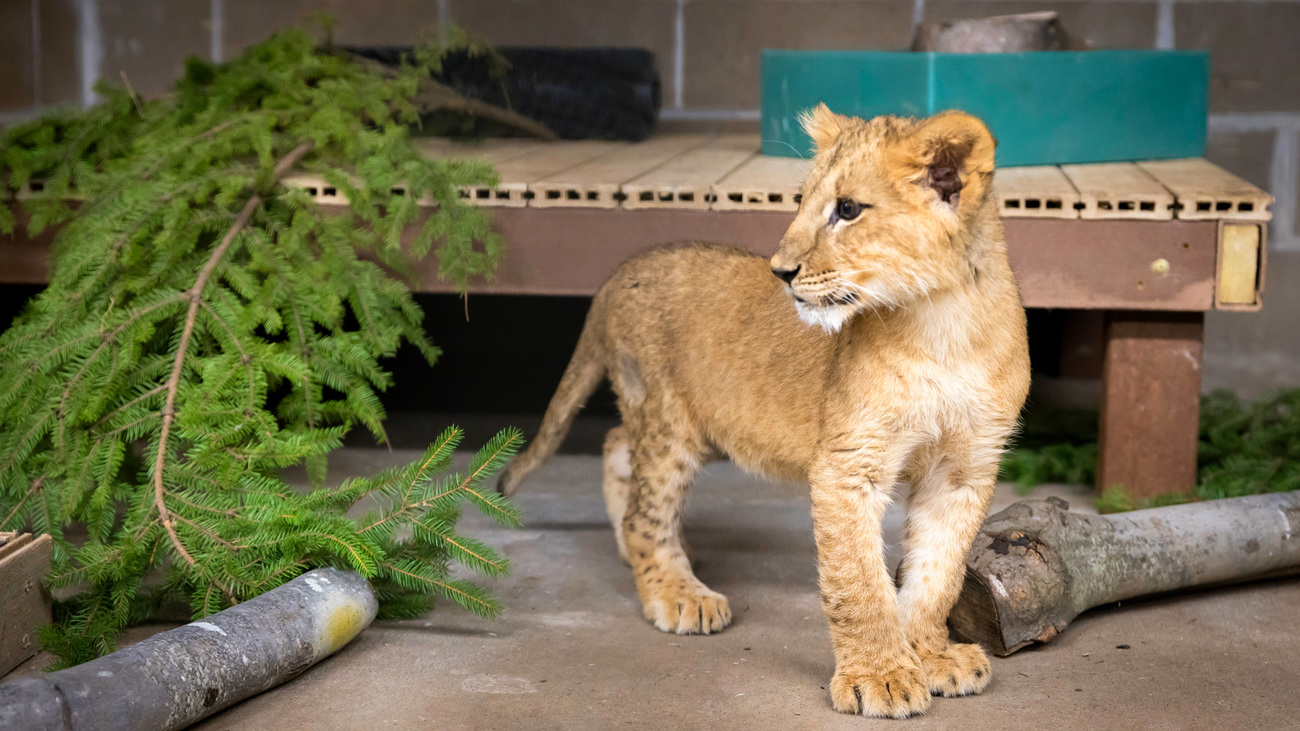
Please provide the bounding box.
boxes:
[0,567,377,731]
[950,493,1300,656]
[912,11,1066,53]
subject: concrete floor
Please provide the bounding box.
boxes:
[9,451,1300,729]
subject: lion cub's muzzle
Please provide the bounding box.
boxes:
[771,264,800,284]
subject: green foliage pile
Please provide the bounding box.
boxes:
[0,28,519,667]
[1197,389,1300,498]
[1001,389,1300,511]
[997,408,1098,492]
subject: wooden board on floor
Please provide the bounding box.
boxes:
[531,135,710,210]
[622,135,759,210]
[711,154,812,213]
[0,533,53,677]
[1138,158,1273,222]
[994,166,1081,219]
[1060,162,1174,220]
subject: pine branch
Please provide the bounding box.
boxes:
[152,141,315,566]
[0,26,518,667]
[0,474,44,531]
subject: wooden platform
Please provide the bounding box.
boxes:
[0,136,1276,500]
[288,135,1273,222]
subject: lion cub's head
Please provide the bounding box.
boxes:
[770,106,997,333]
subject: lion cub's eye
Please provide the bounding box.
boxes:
[832,198,869,224]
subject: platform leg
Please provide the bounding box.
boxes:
[1098,312,1204,499]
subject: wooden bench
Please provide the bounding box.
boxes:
[0,135,1272,498]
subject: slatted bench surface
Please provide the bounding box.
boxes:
[290,135,1272,222]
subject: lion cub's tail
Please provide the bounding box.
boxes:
[496,316,606,497]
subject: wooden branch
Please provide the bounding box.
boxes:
[950,493,1300,656]
[414,80,559,141]
[0,474,44,531]
[346,52,558,141]
[151,141,315,567]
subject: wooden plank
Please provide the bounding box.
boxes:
[0,204,1225,311]
[0,533,52,677]
[994,166,1080,219]
[0,208,59,284]
[622,135,759,210]
[1004,218,1217,310]
[0,533,32,563]
[1099,313,1204,498]
[282,139,558,208]
[531,135,710,210]
[1138,158,1273,221]
[418,139,555,207]
[383,208,1219,311]
[412,137,547,166]
[1059,162,1174,220]
[711,154,812,213]
[1217,222,1264,309]
[486,140,626,208]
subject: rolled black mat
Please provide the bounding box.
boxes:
[349,46,661,141]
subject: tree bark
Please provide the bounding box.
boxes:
[950,493,1300,656]
[0,567,376,731]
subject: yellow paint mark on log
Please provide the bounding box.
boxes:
[326,604,365,653]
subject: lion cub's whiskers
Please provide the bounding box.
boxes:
[832,278,896,309]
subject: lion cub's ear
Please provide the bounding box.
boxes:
[899,111,997,212]
[799,103,850,154]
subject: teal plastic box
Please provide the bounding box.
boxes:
[761,50,1208,167]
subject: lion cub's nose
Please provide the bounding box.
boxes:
[772,264,801,284]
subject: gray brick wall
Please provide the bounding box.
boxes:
[0,0,1297,390]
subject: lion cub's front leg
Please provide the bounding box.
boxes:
[896,460,999,697]
[811,450,931,719]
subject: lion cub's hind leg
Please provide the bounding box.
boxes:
[602,426,633,564]
[603,425,698,568]
[620,402,731,635]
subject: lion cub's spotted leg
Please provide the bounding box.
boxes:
[620,410,730,635]
[602,425,696,567]
[896,456,998,698]
[811,443,931,719]
[602,426,633,564]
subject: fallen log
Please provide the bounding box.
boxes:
[949,493,1300,656]
[0,567,376,731]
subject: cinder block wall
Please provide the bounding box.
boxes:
[2,0,1297,395]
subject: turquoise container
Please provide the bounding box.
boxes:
[761,50,1209,167]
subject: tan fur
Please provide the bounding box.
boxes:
[498,107,1030,718]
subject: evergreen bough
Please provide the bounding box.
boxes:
[0,28,522,668]
[1001,389,1300,510]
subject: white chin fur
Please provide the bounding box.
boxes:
[795,301,853,334]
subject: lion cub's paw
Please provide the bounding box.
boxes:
[829,663,931,718]
[916,642,991,697]
[642,585,731,635]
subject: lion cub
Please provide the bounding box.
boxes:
[499,106,1030,718]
